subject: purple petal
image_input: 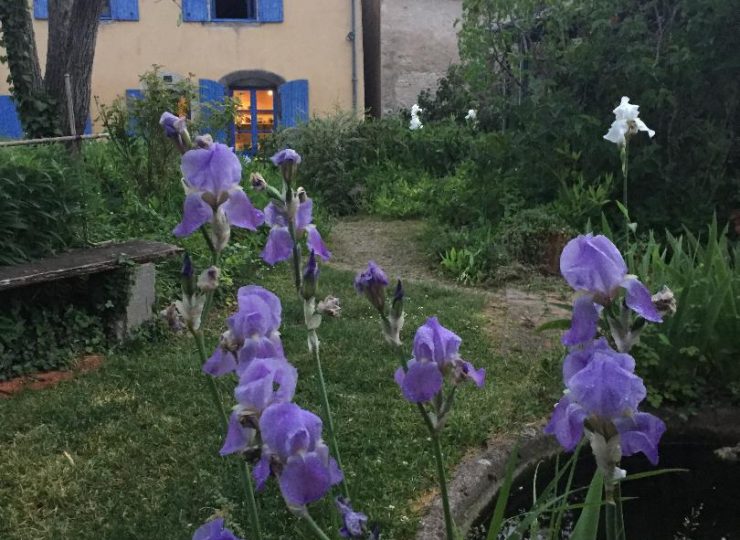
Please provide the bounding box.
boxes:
[560,234,627,297]
[193,517,243,540]
[615,412,666,465]
[562,295,600,347]
[543,396,587,451]
[296,199,313,230]
[622,277,663,323]
[336,497,369,538]
[396,360,443,403]
[568,348,645,418]
[354,261,389,293]
[412,317,462,366]
[220,412,254,456]
[305,225,331,261]
[563,338,609,383]
[223,188,264,231]
[236,334,285,371]
[253,454,271,491]
[181,143,241,194]
[259,403,323,462]
[173,192,213,237]
[264,202,289,227]
[279,452,336,507]
[234,357,297,412]
[270,148,302,166]
[231,286,283,336]
[202,347,237,377]
[458,360,486,387]
[261,226,293,265]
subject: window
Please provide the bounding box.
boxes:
[182,0,283,23]
[231,88,275,154]
[33,0,138,21]
[214,0,256,20]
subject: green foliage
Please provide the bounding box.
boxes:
[456,0,739,234]
[0,1,60,138]
[0,145,103,264]
[0,265,559,540]
[0,271,129,380]
[628,218,740,405]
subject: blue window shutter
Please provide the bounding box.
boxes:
[126,89,143,134]
[34,0,49,19]
[278,80,309,128]
[258,0,283,22]
[111,0,139,21]
[0,96,24,139]
[182,0,208,22]
[199,79,227,143]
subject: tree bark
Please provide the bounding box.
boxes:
[45,0,106,135]
[0,0,105,137]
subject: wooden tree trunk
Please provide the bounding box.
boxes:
[0,0,105,138]
[45,0,106,136]
[0,0,55,137]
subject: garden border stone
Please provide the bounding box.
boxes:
[416,408,740,539]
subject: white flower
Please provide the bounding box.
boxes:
[465,109,477,121]
[410,104,423,116]
[603,96,655,146]
[409,116,423,130]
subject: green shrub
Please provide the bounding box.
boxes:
[0,271,130,379]
[628,219,740,405]
[454,0,739,235]
[0,144,102,265]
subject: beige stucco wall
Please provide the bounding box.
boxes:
[380,0,460,114]
[0,0,363,125]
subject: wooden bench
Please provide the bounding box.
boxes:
[0,240,182,338]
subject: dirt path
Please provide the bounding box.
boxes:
[328,216,570,355]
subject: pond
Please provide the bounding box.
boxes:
[468,435,740,539]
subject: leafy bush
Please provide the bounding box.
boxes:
[0,144,103,265]
[628,218,740,405]
[0,271,130,379]
[455,0,739,234]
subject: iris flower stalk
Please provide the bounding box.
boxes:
[260,150,348,502]
[355,262,485,540]
[162,118,264,540]
[603,96,655,236]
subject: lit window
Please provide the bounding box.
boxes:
[214,0,257,20]
[231,88,275,154]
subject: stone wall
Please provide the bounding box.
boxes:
[380,0,462,114]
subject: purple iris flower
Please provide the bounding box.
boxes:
[159,111,186,138]
[560,234,662,346]
[192,517,243,540]
[204,285,284,377]
[544,339,666,465]
[261,198,331,265]
[220,356,298,456]
[336,497,369,538]
[354,261,389,313]
[270,148,302,166]
[173,142,264,238]
[394,317,485,403]
[254,402,343,509]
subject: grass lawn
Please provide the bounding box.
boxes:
[0,264,560,540]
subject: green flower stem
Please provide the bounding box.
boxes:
[393,343,456,540]
[309,330,350,500]
[193,331,264,540]
[605,500,617,540]
[620,144,630,247]
[302,512,332,540]
[419,403,456,540]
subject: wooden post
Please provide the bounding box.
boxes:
[64,73,77,136]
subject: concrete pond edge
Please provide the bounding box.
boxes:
[416,407,740,540]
